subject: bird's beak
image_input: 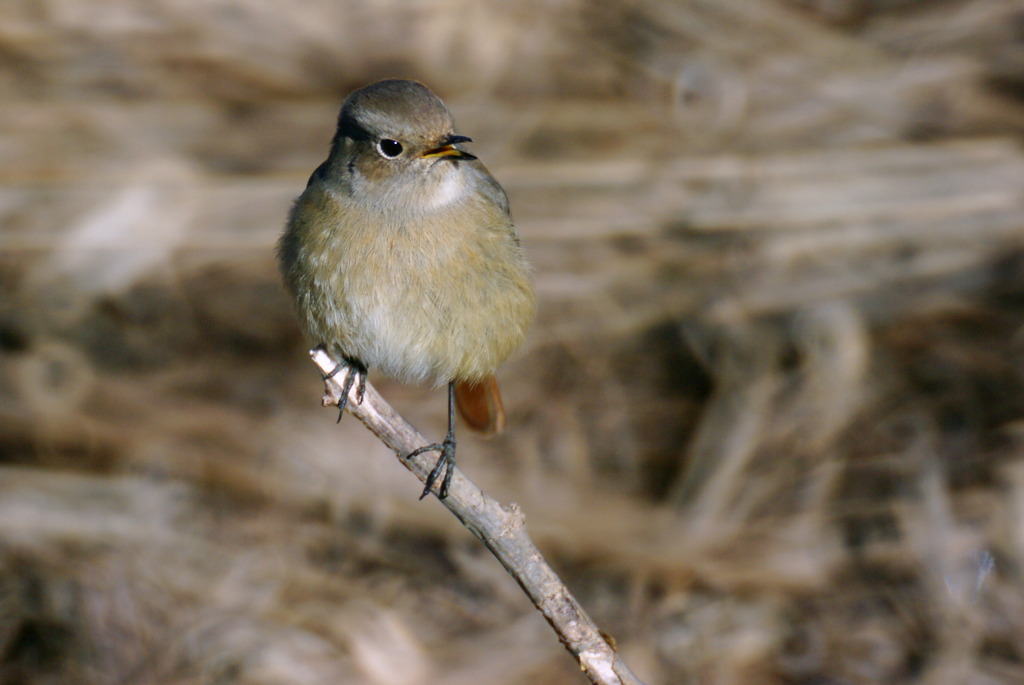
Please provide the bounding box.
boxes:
[421,135,477,160]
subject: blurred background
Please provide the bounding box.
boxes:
[3,1,1024,683]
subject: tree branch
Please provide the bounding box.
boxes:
[310,348,646,685]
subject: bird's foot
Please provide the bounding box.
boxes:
[321,354,367,422]
[407,435,456,500]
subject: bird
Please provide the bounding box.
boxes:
[277,79,535,500]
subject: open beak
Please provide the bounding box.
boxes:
[421,134,477,160]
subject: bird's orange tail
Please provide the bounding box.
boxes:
[454,375,506,436]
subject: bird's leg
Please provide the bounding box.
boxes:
[407,381,457,500]
[319,349,367,422]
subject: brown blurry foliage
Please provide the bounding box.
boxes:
[3,1,1024,684]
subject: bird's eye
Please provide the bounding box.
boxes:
[377,139,403,158]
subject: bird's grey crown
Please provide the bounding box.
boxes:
[335,79,455,144]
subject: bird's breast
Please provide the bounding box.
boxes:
[291,181,532,387]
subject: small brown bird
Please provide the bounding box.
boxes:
[278,79,535,499]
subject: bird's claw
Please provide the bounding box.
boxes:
[408,437,456,500]
[321,355,367,422]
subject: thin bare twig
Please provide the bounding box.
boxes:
[310,348,645,685]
